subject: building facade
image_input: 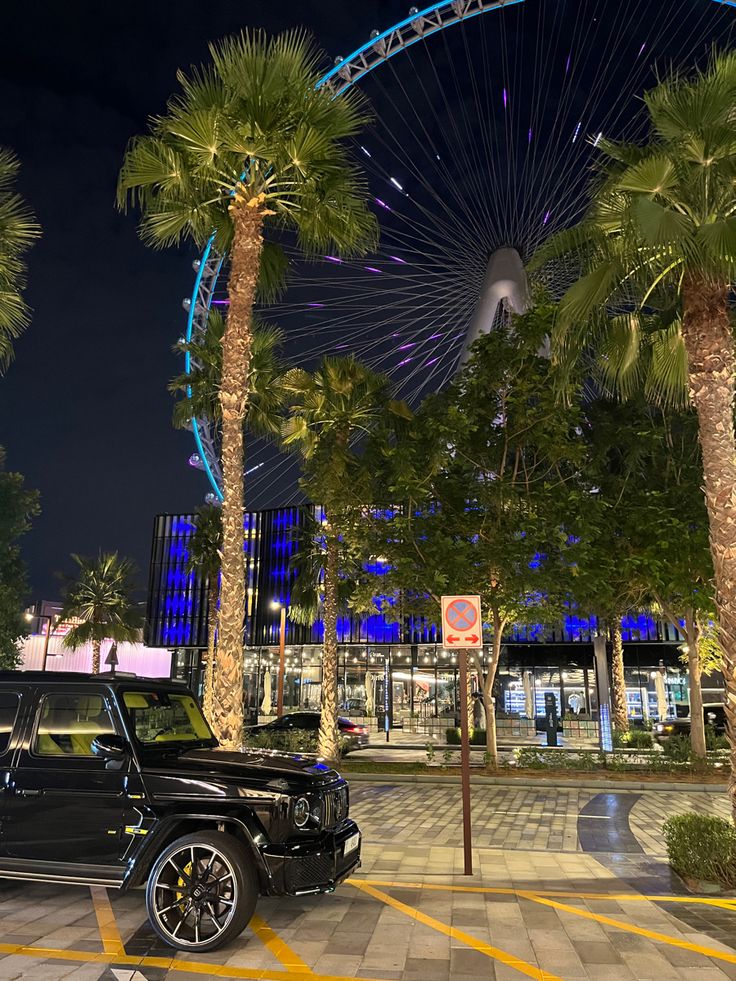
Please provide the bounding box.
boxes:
[145,509,724,730]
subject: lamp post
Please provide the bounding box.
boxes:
[271,601,287,717]
[25,612,60,671]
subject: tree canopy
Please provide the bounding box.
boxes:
[0,448,40,668]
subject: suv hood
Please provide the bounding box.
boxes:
[148,745,340,789]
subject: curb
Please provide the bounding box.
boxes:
[342,771,727,792]
[364,743,599,753]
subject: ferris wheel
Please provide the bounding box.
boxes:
[182,0,736,505]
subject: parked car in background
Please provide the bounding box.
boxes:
[654,703,726,744]
[246,711,370,749]
[0,673,360,953]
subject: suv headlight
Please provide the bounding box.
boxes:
[294,797,310,827]
[293,795,322,829]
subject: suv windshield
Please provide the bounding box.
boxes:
[121,690,215,748]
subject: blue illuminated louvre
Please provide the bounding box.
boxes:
[160,514,198,646]
[599,704,613,752]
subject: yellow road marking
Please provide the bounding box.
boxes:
[350,877,736,907]
[89,886,125,955]
[520,891,736,965]
[250,914,315,974]
[351,880,562,981]
[0,941,395,981]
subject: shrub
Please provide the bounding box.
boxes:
[705,725,730,752]
[445,727,488,746]
[243,730,318,754]
[628,730,654,750]
[514,748,606,770]
[613,728,654,750]
[663,814,736,889]
[243,729,354,757]
[661,734,692,763]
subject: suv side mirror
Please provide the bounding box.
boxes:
[91,734,129,761]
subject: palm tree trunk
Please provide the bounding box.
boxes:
[686,615,707,761]
[91,639,101,675]
[203,579,219,725]
[214,208,264,750]
[610,622,628,733]
[681,277,736,816]
[318,528,340,762]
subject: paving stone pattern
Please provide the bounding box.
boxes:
[351,783,731,855]
[0,785,733,979]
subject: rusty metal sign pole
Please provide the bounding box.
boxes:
[458,649,473,876]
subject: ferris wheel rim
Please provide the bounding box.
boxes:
[185,0,735,503]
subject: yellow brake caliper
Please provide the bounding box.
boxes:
[175,861,193,912]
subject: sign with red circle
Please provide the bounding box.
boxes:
[441,595,482,648]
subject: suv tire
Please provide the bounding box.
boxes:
[145,830,258,952]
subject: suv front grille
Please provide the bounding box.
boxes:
[322,784,348,828]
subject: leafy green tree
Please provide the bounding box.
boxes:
[576,400,714,753]
[282,356,410,761]
[620,406,713,758]
[0,449,40,668]
[354,308,589,767]
[0,149,41,372]
[118,29,375,749]
[573,401,656,734]
[59,553,141,674]
[531,52,736,810]
[186,506,222,723]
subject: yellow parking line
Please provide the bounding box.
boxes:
[0,940,397,980]
[520,891,736,966]
[350,877,736,907]
[250,913,315,974]
[89,886,125,955]
[351,880,562,981]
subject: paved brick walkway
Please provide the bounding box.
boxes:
[351,783,731,855]
[0,783,732,980]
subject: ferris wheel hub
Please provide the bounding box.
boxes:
[460,247,530,363]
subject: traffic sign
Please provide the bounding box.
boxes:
[441,595,483,648]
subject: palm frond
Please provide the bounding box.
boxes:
[0,148,40,373]
[59,552,141,650]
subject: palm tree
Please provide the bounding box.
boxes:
[186,506,222,723]
[118,30,375,749]
[170,310,287,440]
[59,553,141,674]
[0,148,41,372]
[282,356,410,760]
[530,51,736,813]
[172,317,286,731]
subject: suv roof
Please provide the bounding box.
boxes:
[0,672,185,688]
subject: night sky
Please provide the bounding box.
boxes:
[1,1,732,600]
[0,0,397,598]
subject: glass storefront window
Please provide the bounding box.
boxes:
[339,649,370,715]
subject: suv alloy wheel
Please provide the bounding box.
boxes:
[145,831,257,951]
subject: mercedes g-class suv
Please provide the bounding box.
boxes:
[0,672,360,952]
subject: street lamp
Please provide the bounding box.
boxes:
[271,600,287,717]
[25,612,61,671]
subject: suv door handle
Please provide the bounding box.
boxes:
[17,789,42,797]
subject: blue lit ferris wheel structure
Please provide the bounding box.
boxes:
[183,0,736,505]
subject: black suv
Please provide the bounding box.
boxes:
[0,673,360,952]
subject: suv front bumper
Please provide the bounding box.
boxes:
[261,819,361,896]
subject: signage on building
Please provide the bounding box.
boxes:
[440,595,483,648]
